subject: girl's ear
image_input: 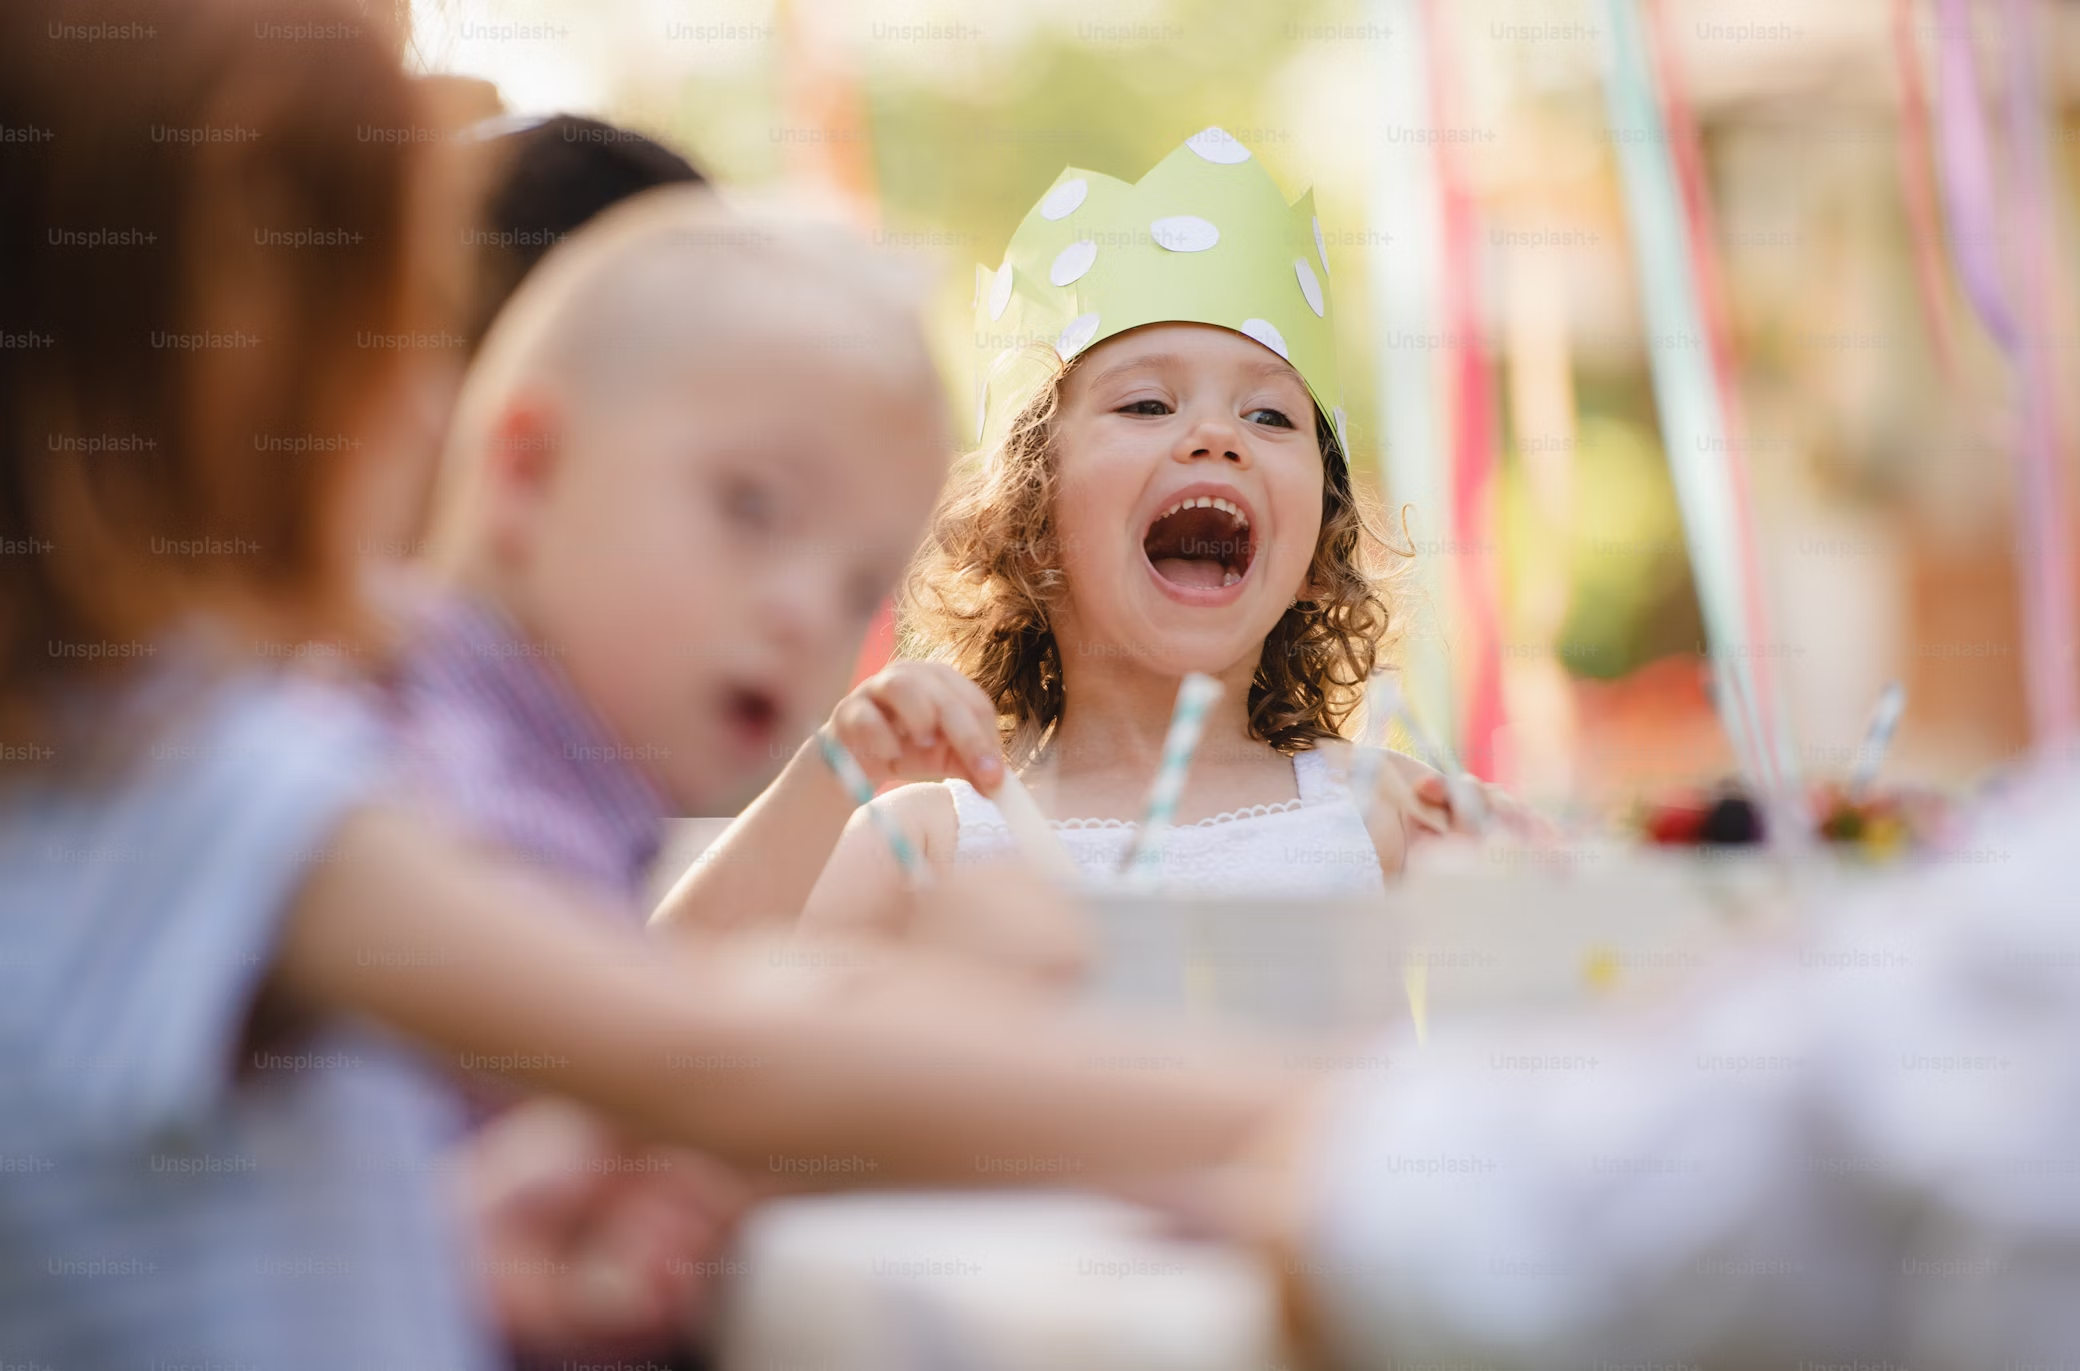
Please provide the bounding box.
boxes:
[1293,568,1331,609]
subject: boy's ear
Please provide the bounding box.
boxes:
[481,388,566,563]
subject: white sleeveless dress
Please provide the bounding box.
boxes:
[944,746,1386,896]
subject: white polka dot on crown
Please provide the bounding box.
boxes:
[1295,258,1324,317]
[1239,317,1287,360]
[1185,126,1252,164]
[987,264,1014,321]
[1057,312,1101,360]
[1050,240,1097,287]
[1150,216,1219,252]
[1313,215,1330,277]
[1038,177,1087,221]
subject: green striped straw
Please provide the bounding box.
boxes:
[816,730,930,886]
[1117,673,1225,882]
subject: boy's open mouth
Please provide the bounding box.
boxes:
[724,686,780,751]
[1142,495,1254,590]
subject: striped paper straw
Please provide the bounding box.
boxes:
[815,730,930,886]
[1848,681,1907,799]
[1117,673,1225,880]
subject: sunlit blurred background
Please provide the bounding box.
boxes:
[408,0,2080,813]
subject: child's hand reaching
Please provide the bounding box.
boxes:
[657,663,1010,939]
[825,662,1006,792]
[1361,749,1553,874]
[461,1098,752,1357]
[1384,751,1548,839]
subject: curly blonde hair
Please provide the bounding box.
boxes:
[900,358,1405,765]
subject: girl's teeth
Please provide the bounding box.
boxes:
[1221,569,1240,587]
[1154,495,1249,527]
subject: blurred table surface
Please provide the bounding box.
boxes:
[719,1192,1285,1371]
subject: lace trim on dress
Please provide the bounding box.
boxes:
[1055,796,1313,830]
[957,792,1316,837]
[946,746,1356,833]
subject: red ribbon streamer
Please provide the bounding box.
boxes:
[1421,0,1504,781]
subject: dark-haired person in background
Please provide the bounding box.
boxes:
[463,114,706,351]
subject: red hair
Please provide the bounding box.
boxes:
[0,0,454,740]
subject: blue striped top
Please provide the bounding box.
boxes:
[0,666,496,1370]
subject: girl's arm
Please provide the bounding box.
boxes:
[277,803,1268,1183]
[649,734,860,936]
[795,783,957,942]
[798,783,1090,985]
[651,663,1002,937]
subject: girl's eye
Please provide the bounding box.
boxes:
[1117,398,1172,416]
[1247,407,1296,429]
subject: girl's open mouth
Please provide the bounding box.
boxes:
[1142,494,1255,594]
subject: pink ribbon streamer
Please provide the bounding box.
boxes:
[1932,0,2076,750]
[1421,0,1504,781]
[1932,0,2020,348]
[1891,0,1964,385]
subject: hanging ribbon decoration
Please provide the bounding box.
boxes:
[1890,0,1964,386]
[1600,0,1800,816]
[1930,0,2076,751]
[1997,0,2077,754]
[1422,0,1506,781]
[1640,0,1796,807]
[1366,0,1458,764]
[1931,0,2020,343]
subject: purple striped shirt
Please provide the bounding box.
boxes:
[386,593,667,913]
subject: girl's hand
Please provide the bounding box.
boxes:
[1377,750,1551,840]
[825,662,1005,793]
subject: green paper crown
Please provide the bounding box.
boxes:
[973,126,1345,460]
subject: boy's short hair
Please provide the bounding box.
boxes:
[902,365,1402,763]
[463,115,705,351]
[435,190,939,531]
[0,0,457,738]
